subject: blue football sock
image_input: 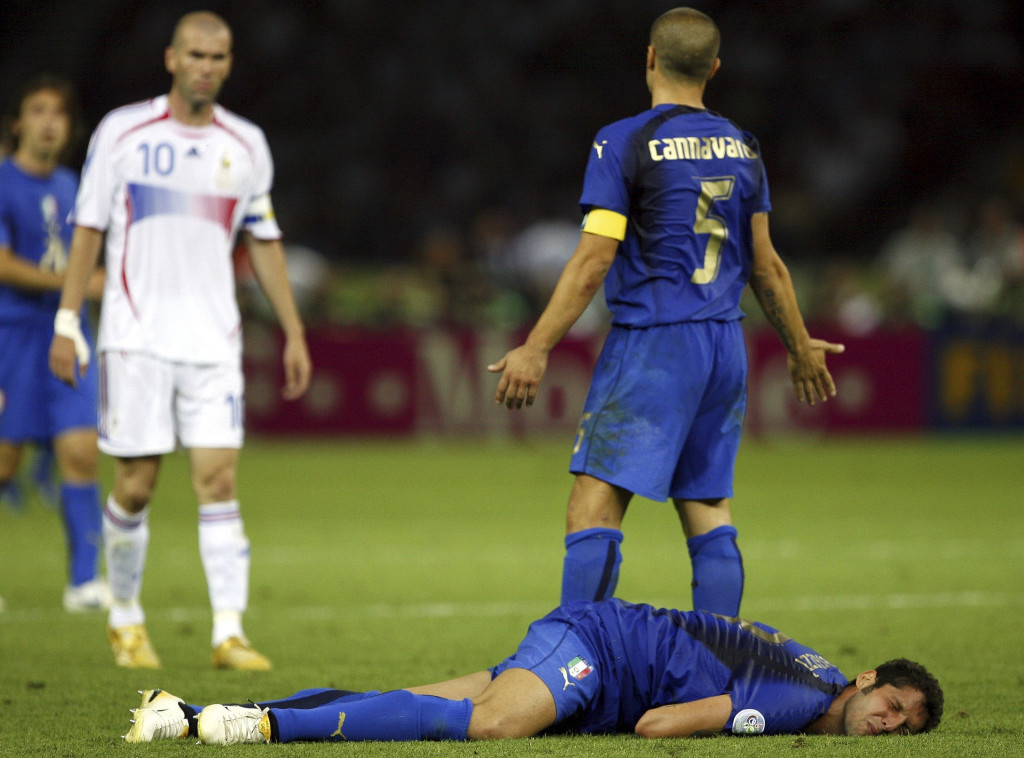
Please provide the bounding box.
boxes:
[185,690,377,740]
[187,689,374,715]
[561,527,623,604]
[61,482,102,586]
[257,688,377,709]
[272,690,472,742]
[687,525,744,617]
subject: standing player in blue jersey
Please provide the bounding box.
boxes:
[488,8,845,617]
[0,75,109,612]
[121,598,943,744]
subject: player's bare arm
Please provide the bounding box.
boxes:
[489,231,618,409]
[0,245,64,291]
[49,225,104,386]
[0,245,103,297]
[634,694,733,738]
[244,232,312,400]
[748,212,844,405]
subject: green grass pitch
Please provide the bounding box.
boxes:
[1,434,1022,757]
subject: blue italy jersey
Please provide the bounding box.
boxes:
[580,105,771,326]
[0,158,97,443]
[0,158,79,325]
[552,600,848,735]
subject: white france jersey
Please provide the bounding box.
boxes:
[72,95,281,363]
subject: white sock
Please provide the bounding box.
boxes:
[103,496,148,628]
[212,610,244,647]
[198,500,249,646]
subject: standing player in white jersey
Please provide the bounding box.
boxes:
[50,11,312,670]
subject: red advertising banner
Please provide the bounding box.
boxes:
[243,324,602,436]
[244,324,937,437]
[243,322,418,434]
[745,326,929,435]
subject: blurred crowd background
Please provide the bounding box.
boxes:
[3,0,1023,335]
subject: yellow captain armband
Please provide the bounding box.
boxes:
[581,208,627,241]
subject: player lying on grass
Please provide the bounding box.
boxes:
[124,598,943,744]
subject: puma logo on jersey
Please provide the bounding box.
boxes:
[558,667,576,690]
[330,712,347,740]
[593,140,608,158]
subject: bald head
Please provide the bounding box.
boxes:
[650,7,720,84]
[165,10,233,123]
[171,10,232,50]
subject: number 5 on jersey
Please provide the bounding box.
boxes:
[690,176,735,285]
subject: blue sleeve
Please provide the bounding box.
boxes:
[744,131,772,215]
[728,676,837,734]
[727,657,847,734]
[579,124,632,216]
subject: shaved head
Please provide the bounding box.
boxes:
[650,7,720,83]
[171,10,232,50]
[165,10,233,121]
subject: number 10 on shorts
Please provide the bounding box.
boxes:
[226,393,244,428]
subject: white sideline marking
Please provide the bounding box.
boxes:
[1,591,1021,624]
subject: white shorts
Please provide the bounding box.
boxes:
[98,351,244,456]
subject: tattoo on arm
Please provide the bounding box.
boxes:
[756,284,797,354]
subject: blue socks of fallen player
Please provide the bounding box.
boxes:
[185,689,372,739]
[687,525,743,617]
[270,690,472,742]
[256,688,375,710]
[61,482,102,585]
[561,527,623,604]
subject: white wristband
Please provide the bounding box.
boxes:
[54,308,91,367]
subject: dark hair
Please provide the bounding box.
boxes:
[1,74,83,160]
[649,7,720,83]
[873,658,944,733]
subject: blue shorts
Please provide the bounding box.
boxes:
[490,614,601,724]
[569,320,747,501]
[0,320,98,443]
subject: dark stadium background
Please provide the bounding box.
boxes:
[3,0,1023,269]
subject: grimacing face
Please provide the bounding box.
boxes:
[166,24,233,111]
[842,681,928,736]
[15,89,71,160]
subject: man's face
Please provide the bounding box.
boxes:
[842,677,929,736]
[165,24,232,110]
[15,89,70,160]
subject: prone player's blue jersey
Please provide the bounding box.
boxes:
[0,158,79,325]
[552,599,848,735]
[580,105,771,326]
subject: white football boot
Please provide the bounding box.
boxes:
[124,689,188,742]
[197,704,272,745]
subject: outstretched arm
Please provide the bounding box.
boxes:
[488,230,617,409]
[747,212,844,405]
[244,233,312,401]
[634,694,732,738]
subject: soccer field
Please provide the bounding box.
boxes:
[1,434,1022,757]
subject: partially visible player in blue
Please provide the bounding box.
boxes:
[123,598,943,744]
[0,75,109,611]
[488,8,845,617]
